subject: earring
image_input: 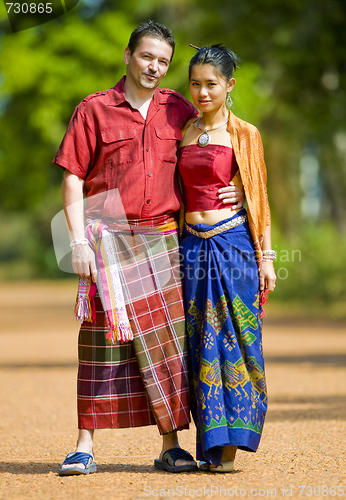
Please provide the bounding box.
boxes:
[226,92,233,109]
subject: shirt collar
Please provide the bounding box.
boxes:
[106,76,127,106]
[106,76,164,107]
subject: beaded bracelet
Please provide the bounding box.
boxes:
[70,238,89,250]
[262,250,276,262]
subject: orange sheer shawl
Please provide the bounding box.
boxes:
[227,111,271,265]
[181,111,271,264]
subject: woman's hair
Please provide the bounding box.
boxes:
[189,44,240,81]
[128,21,175,60]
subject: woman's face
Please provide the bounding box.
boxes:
[189,63,235,114]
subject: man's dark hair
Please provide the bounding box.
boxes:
[127,21,175,60]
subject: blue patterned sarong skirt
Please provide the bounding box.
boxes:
[180,209,267,465]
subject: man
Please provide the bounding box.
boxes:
[53,21,243,475]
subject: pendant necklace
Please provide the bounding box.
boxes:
[196,117,229,147]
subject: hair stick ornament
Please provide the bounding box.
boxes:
[189,44,200,50]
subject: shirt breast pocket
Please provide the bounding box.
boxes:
[101,127,138,166]
[155,126,182,163]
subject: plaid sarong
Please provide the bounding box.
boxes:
[77,221,190,434]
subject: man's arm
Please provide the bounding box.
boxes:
[62,170,97,282]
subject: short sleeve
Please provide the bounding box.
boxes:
[52,104,97,180]
[186,100,199,122]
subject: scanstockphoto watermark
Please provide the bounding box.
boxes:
[143,485,345,497]
[143,485,277,497]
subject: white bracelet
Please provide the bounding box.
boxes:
[70,238,89,249]
[262,250,276,261]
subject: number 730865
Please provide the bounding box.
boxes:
[6,3,53,13]
[298,485,344,496]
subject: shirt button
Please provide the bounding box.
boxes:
[146,199,151,204]
[148,172,152,177]
[146,148,150,152]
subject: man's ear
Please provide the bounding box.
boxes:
[124,46,131,65]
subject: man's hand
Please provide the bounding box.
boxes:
[71,243,97,282]
[218,182,245,209]
[62,171,97,282]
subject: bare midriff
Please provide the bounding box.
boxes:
[185,207,242,226]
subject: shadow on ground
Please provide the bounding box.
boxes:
[0,462,210,475]
[267,395,346,421]
[265,354,346,366]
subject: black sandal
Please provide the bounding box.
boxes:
[154,448,199,473]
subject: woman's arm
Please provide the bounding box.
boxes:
[62,170,97,282]
[259,223,276,292]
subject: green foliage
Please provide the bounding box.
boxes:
[0,0,346,307]
[231,63,273,125]
[0,10,135,212]
[0,187,67,280]
[0,8,137,275]
[272,223,346,312]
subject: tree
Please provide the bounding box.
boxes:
[1,0,346,283]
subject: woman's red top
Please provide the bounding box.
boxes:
[178,144,239,212]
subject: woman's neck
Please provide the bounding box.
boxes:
[199,109,229,130]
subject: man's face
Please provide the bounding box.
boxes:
[124,36,173,92]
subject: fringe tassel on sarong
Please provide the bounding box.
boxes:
[75,278,97,323]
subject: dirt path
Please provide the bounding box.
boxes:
[0,281,345,499]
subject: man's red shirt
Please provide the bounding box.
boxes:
[53,77,197,220]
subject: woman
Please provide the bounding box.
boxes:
[179,45,276,472]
